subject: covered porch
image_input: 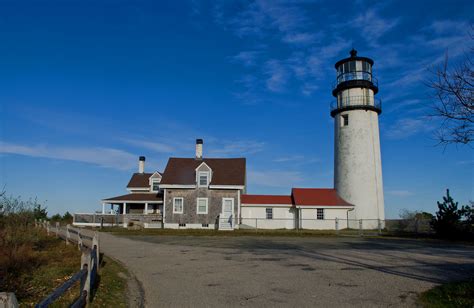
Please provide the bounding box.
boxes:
[73,192,165,228]
[101,192,164,216]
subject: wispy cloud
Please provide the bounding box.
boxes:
[264,59,289,92]
[230,50,262,67]
[121,138,176,153]
[282,32,321,45]
[0,141,137,170]
[387,190,414,197]
[385,117,434,139]
[352,9,399,46]
[248,170,305,188]
[207,140,265,156]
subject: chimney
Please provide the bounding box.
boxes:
[195,139,203,159]
[138,156,145,173]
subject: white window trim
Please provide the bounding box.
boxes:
[196,197,208,215]
[173,197,184,214]
[198,171,210,187]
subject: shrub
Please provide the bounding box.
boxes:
[431,189,473,240]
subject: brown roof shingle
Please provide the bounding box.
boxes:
[103,193,163,202]
[160,158,246,186]
[126,173,154,188]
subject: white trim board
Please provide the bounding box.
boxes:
[209,185,245,189]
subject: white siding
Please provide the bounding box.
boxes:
[298,208,350,230]
[241,205,295,229]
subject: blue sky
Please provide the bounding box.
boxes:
[0,0,473,218]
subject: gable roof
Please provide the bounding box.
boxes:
[126,173,155,188]
[291,188,353,206]
[160,158,246,186]
[241,194,293,205]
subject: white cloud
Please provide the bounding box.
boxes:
[248,170,305,188]
[0,141,137,170]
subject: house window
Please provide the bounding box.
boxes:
[179,223,186,227]
[202,223,209,228]
[341,114,349,127]
[317,209,324,220]
[266,208,273,219]
[197,198,208,214]
[152,181,160,192]
[173,198,184,214]
[198,172,209,187]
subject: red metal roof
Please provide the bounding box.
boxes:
[241,194,293,205]
[291,188,353,206]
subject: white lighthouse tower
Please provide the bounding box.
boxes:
[332,49,384,228]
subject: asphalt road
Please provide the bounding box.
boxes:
[96,233,474,308]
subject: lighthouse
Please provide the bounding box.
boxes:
[332,49,384,228]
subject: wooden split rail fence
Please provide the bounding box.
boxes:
[35,219,100,308]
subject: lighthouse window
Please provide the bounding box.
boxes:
[341,114,349,127]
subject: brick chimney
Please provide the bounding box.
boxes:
[195,139,203,159]
[138,156,145,173]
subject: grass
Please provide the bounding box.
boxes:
[91,256,129,308]
[1,228,129,307]
[418,279,474,307]
[98,226,367,237]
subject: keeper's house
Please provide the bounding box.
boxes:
[79,139,353,231]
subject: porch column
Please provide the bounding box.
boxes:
[144,203,148,215]
[124,203,127,214]
[102,203,106,214]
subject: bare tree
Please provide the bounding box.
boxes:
[429,36,473,145]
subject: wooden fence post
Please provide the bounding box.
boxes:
[335,218,339,235]
[55,222,60,238]
[359,219,363,236]
[80,251,91,302]
[378,219,382,235]
[92,232,100,271]
[47,221,50,235]
[77,229,82,251]
[66,224,71,245]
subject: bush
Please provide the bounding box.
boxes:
[0,191,48,290]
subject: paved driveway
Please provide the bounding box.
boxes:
[97,233,474,308]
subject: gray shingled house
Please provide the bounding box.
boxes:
[101,139,246,230]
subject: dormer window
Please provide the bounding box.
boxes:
[198,171,209,187]
[152,180,160,192]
